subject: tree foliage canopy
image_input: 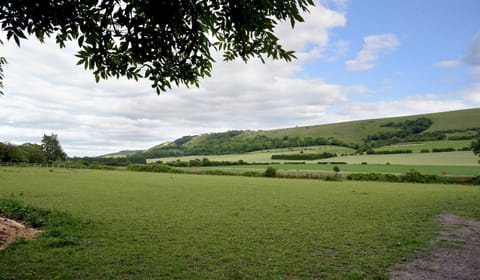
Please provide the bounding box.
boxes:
[41,134,67,162]
[472,136,480,157]
[0,0,314,94]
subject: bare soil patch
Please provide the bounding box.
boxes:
[390,213,480,280]
[0,215,42,250]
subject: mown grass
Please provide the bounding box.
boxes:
[147,145,355,164]
[374,140,472,153]
[328,151,478,166]
[1,167,480,279]
[199,163,480,176]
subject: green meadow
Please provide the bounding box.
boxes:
[196,162,480,177]
[328,151,478,166]
[147,145,356,164]
[1,167,480,279]
[373,140,472,153]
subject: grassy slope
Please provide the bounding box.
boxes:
[1,168,479,279]
[256,108,480,145]
[426,108,480,131]
[374,140,472,152]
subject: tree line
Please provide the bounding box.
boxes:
[0,134,66,163]
[139,133,356,159]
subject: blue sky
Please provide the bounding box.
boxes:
[1,0,479,156]
[304,0,480,101]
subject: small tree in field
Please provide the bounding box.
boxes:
[472,136,480,163]
[265,167,277,178]
[41,134,67,162]
[333,165,341,180]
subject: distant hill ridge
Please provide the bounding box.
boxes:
[125,108,479,159]
[100,150,141,157]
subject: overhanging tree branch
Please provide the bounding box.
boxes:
[0,0,314,94]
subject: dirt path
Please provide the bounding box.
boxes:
[390,213,480,280]
[0,215,42,250]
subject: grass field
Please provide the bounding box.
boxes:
[328,151,479,166]
[1,167,480,279]
[196,163,480,177]
[374,140,472,153]
[147,145,356,164]
[149,150,479,169]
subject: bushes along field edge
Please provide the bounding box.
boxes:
[126,163,480,185]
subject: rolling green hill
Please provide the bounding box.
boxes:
[259,108,480,143]
[100,150,141,158]
[136,108,479,159]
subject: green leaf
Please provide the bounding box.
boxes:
[13,35,20,47]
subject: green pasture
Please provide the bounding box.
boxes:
[374,140,472,153]
[149,150,479,168]
[426,108,480,132]
[197,163,479,177]
[1,167,480,279]
[328,151,478,166]
[147,145,355,164]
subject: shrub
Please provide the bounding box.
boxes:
[204,170,231,176]
[127,163,184,174]
[271,152,336,160]
[432,147,456,153]
[367,149,412,155]
[264,167,277,178]
[242,171,260,177]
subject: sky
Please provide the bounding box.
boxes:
[1,0,479,157]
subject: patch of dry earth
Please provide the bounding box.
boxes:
[390,213,480,280]
[0,215,42,250]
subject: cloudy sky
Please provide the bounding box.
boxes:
[1,0,479,157]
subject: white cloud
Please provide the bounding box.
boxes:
[465,33,480,66]
[335,95,467,122]
[321,0,348,12]
[275,1,346,59]
[326,40,350,61]
[437,33,480,78]
[471,66,480,78]
[346,34,400,72]
[458,83,480,103]
[435,60,461,68]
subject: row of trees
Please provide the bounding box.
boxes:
[0,134,66,163]
[473,137,480,158]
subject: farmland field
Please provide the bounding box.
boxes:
[324,151,479,166]
[1,167,480,279]
[148,150,479,168]
[373,140,472,153]
[147,145,356,164]
[195,163,480,177]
